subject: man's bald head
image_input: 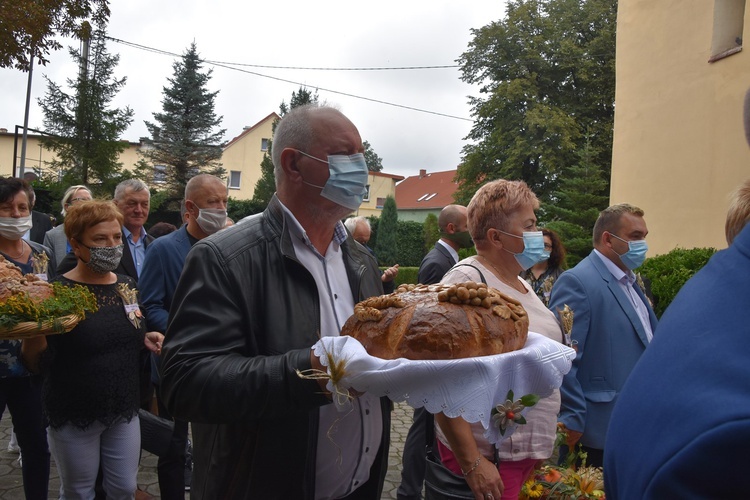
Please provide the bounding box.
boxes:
[439,204,468,233]
[185,174,226,200]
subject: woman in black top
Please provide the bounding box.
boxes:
[23,200,163,499]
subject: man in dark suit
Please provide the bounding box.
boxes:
[24,187,54,245]
[397,203,470,500]
[112,179,153,280]
[548,203,658,468]
[417,204,471,284]
[29,211,53,245]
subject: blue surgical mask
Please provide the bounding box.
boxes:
[610,233,648,270]
[498,229,547,270]
[296,150,369,210]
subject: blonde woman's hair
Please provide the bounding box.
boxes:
[467,179,539,243]
[726,179,750,245]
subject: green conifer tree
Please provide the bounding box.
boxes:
[422,212,440,253]
[39,25,133,192]
[543,134,609,265]
[138,42,225,202]
[374,196,398,266]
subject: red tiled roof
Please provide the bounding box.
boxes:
[224,112,280,149]
[395,169,459,209]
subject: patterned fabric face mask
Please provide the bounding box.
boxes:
[80,244,124,274]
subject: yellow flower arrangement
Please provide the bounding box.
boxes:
[0,283,98,334]
[519,427,606,500]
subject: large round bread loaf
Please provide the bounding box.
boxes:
[0,255,53,304]
[341,282,529,360]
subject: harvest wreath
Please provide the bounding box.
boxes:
[0,254,98,339]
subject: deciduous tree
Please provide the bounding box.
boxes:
[455,0,616,206]
[0,0,109,71]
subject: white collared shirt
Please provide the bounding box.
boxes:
[437,238,459,265]
[279,202,382,499]
[122,226,147,277]
[594,249,653,342]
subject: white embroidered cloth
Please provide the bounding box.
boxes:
[313,332,575,445]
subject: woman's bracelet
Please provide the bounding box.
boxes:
[461,455,483,477]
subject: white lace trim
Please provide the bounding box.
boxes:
[313,332,575,445]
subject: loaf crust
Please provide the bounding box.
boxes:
[342,282,529,360]
[0,255,54,304]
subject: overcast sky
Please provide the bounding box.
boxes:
[1,0,508,179]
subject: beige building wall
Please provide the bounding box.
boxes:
[0,133,58,177]
[222,114,276,200]
[0,131,143,180]
[355,171,404,218]
[612,0,750,255]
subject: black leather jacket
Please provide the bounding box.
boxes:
[160,195,391,499]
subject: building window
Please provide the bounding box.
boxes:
[261,138,270,151]
[376,197,386,209]
[229,170,241,189]
[709,0,746,62]
[363,184,370,202]
[154,165,166,183]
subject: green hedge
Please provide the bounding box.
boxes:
[639,247,717,317]
[388,266,419,286]
[371,218,426,267]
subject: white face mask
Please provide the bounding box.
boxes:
[195,208,228,235]
[0,216,33,240]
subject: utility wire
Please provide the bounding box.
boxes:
[106,36,472,122]
[107,36,459,71]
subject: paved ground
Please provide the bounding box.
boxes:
[0,402,414,499]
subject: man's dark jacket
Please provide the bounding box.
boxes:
[418,241,455,284]
[30,210,53,245]
[160,195,391,499]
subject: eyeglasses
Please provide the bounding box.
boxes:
[69,197,91,203]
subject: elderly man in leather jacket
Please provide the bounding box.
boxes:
[160,104,391,499]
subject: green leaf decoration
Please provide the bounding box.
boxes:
[506,389,514,402]
[520,394,540,407]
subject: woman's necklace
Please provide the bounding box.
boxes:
[479,255,526,293]
[0,241,27,261]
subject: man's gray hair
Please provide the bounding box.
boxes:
[344,216,370,235]
[114,179,150,201]
[271,104,342,185]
